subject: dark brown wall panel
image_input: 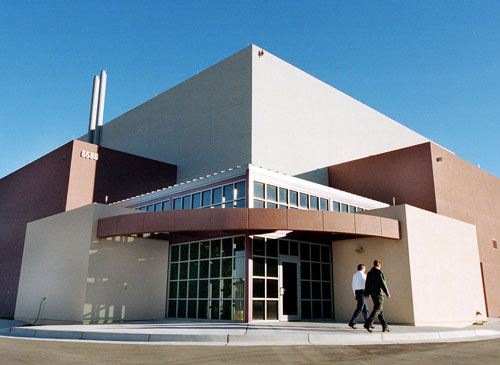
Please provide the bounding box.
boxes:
[0,142,74,316]
[328,142,437,212]
[93,146,177,204]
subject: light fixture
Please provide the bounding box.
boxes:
[254,230,292,239]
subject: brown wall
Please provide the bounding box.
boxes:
[66,141,99,211]
[328,141,500,317]
[328,143,437,212]
[0,142,74,316]
[0,140,177,317]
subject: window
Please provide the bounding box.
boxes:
[202,190,211,207]
[299,193,309,209]
[168,236,245,321]
[223,184,234,202]
[252,182,335,213]
[267,185,277,202]
[173,198,182,210]
[192,193,201,209]
[279,188,288,204]
[162,200,170,211]
[299,241,332,320]
[341,203,348,213]
[290,191,298,207]
[254,182,265,199]
[251,237,279,320]
[235,181,246,200]
[310,196,319,210]
[493,239,498,249]
[213,187,222,205]
[183,195,192,209]
[254,200,265,208]
[349,205,356,213]
[332,201,340,212]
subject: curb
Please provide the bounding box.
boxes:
[2,327,500,346]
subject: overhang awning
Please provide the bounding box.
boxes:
[97,208,400,240]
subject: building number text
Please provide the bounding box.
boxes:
[80,150,99,161]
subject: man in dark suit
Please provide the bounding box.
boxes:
[364,259,390,333]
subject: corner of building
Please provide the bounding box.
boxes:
[403,205,485,325]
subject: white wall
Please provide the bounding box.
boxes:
[15,204,169,324]
[251,46,429,180]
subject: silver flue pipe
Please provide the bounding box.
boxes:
[87,75,100,143]
[94,70,107,145]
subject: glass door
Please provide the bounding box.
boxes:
[279,256,301,321]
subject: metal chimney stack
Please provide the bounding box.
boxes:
[88,70,107,145]
[87,75,100,143]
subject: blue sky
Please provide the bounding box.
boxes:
[1,1,499,178]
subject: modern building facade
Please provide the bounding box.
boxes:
[2,45,497,326]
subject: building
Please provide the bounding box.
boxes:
[2,45,497,326]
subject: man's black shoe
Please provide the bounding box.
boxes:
[348,323,357,329]
[364,325,373,333]
[382,327,391,332]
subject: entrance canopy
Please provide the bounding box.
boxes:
[97,208,400,240]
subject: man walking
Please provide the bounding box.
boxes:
[348,264,369,329]
[364,260,390,333]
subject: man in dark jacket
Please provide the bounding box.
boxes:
[364,259,390,333]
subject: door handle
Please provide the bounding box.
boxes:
[280,287,286,296]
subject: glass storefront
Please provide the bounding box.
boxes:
[167,235,333,322]
[167,236,246,321]
[251,237,333,321]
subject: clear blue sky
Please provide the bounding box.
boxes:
[1,1,499,179]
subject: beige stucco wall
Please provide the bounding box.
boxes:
[15,204,169,324]
[333,205,485,325]
[84,234,169,322]
[403,205,486,325]
[333,205,415,324]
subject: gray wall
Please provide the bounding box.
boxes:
[91,47,253,182]
[84,45,429,184]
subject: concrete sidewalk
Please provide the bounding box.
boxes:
[1,319,500,346]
